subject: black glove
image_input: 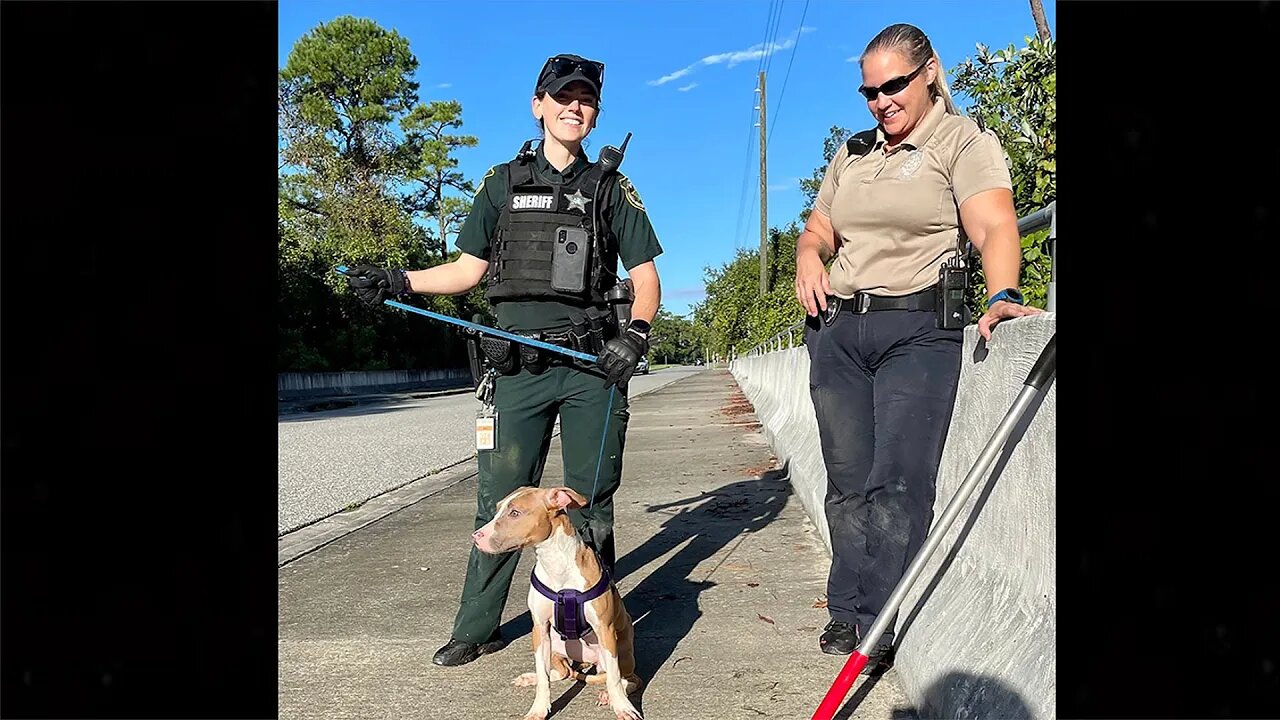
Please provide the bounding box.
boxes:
[598,320,650,390]
[345,265,406,307]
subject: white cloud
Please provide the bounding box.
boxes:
[702,37,795,69]
[648,66,695,86]
[648,27,812,85]
[436,82,453,88]
[678,82,699,92]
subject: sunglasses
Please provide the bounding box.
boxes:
[540,55,605,89]
[857,60,929,101]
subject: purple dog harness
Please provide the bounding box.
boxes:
[530,564,612,641]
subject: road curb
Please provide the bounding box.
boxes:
[277,369,706,566]
[278,458,478,567]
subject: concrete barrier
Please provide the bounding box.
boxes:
[277,368,472,399]
[730,342,833,554]
[730,314,1056,719]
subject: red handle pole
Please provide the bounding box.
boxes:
[810,334,1056,720]
[811,651,869,720]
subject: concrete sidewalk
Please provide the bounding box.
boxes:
[278,369,916,720]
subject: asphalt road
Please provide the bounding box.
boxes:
[278,366,707,535]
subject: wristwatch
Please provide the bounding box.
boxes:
[986,288,1024,309]
[626,318,651,339]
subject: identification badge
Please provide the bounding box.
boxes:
[821,296,842,326]
[476,411,496,451]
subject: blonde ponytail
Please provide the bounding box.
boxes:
[930,51,962,116]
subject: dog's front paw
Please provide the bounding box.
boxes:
[521,707,549,720]
[512,672,538,687]
[605,694,642,720]
[613,703,642,720]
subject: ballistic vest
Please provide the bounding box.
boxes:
[486,148,617,305]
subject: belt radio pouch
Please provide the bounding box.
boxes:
[480,335,519,375]
[551,225,592,294]
[936,255,970,330]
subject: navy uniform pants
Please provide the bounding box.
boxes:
[805,308,962,644]
[450,362,629,644]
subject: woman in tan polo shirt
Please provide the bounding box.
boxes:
[793,22,1041,673]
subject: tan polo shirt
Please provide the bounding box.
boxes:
[814,97,1013,297]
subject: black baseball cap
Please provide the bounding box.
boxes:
[535,54,605,99]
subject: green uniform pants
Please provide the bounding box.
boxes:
[451,363,630,643]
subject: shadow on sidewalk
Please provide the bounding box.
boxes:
[617,465,792,709]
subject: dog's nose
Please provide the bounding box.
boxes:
[472,529,485,541]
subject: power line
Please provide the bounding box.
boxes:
[756,0,784,78]
[763,0,786,77]
[732,87,757,251]
[768,0,810,148]
[754,0,774,76]
[738,0,783,253]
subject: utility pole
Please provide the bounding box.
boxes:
[1029,0,1052,42]
[757,71,768,294]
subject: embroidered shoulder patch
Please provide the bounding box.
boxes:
[618,175,646,212]
[474,166,497,199]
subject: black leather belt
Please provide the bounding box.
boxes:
[829,287,936,315]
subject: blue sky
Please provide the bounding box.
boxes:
[279,0,1055,316]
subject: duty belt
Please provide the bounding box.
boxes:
[539,329,579,350]
[478,327,608,376]
[831,286,936,314]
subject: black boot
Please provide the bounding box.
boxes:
[819,621,895,674]
[861,641,895,676]
[819,620,859,655]
[432,635,507,667]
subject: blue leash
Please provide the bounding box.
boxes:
[335,264,617,510]
[335,266,598,363]
[588,387,616,510]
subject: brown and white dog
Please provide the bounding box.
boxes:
[472,486,642,720]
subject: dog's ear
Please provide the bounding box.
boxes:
[546,487,589,511]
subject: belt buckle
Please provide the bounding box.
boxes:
[852,293,871,314]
